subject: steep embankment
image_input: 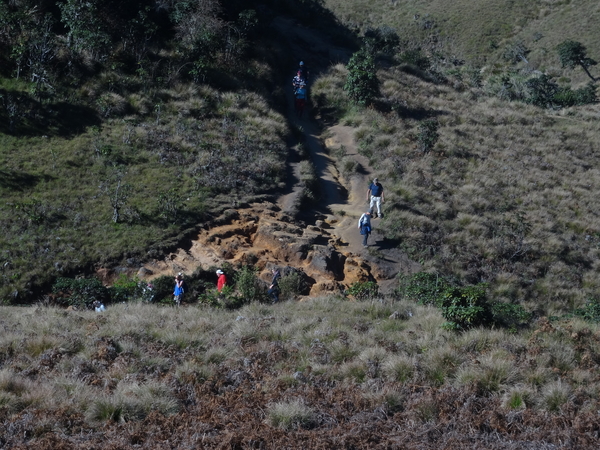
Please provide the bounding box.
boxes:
[133,17,419,296]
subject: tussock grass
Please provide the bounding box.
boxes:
[314,46,600,317]
[2,297,600,446]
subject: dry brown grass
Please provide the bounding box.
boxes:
[2,299,600,447]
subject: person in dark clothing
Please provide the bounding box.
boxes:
[268,268,281,304]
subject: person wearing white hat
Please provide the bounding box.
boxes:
[216,269,227,292]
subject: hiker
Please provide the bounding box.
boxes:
[298,60,309,83]
[367,177,385,218]
[216,269,227,292]
[92,300,105,312]
[358,211,372,247]
[268,268,281,304]
[173,273,184,306]
[294,81,307,118]
[292,70,304,93]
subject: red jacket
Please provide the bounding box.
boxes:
[217,274,227,292]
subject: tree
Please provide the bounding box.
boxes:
[344,48,380,106]
[59,0,111,61]
[557,40,597,82]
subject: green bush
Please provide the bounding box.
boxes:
[398,272,530,330]
[417,119,440,153]
[347,281,378,300]
[279,270,308,301]
[52,277,109,309]
[575,297,600,323]
[344,48,380,106]
[438,284,489,330]
[234,266,267,303]
[397,272,450,306]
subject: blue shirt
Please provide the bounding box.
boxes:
[369,182,383,197]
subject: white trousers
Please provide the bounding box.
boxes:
[370,196,382,216]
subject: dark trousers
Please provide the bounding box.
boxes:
[362,232,370,246]
[268,287,279,303]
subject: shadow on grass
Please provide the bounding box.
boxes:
[0,89,100,137]
[0,169,55,191]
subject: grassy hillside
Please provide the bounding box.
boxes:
[312,56,600,315]
[0,0,316,303]
[324,0,600,82]
[2,300,600,448]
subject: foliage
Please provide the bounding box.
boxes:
[234,266,267,303]
[344,48,380,106]
[575,297,600,323]
[148,275,176,304]
[416,119,439,152]
[397,272,450,306]
[556,40,597,81]
[398,273,530,331]
[346,281,379,300]
[438,284,489,330]
[52,277,109,309]
[525,74,559,109]
[278,270,308,301]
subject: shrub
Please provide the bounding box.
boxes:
[279,270,310,301]
[397,272,450,306]
[398,273,531,330]
[344,48,380,106]
[235,266,266,303]
[575,297,600,322]
[347,281,378,300]
[52,277,109,309]
[525,74,559,108]
[438,284,489,330]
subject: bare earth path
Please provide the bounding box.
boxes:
[133,17,419,295]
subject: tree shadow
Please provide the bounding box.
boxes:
[0,169,55,191]
[0,89,100,137]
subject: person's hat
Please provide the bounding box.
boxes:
[299,61,304,65]
[216,269,224,275]
[373,177,378,182]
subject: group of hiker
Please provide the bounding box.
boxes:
[169,60,384,305]
[172,267,282,305]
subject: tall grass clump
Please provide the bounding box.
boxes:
[267,399,316,430]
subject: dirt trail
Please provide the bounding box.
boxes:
[133,17,419,296]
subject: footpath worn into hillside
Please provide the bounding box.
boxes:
[134,17,419,296]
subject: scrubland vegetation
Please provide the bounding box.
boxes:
[312,33,600,318]
[2,296,600,447]
[2,0,600,447]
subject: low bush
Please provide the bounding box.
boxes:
[398,272,531,330]
[346,281,378,300]
[52,277,109,309]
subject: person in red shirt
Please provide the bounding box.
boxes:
[216,269,227,292]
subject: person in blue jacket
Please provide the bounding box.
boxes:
[358,211,372,247]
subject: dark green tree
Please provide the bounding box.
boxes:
[525,74,559,108]
[557,40,597,82]
[344,48,380,106]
